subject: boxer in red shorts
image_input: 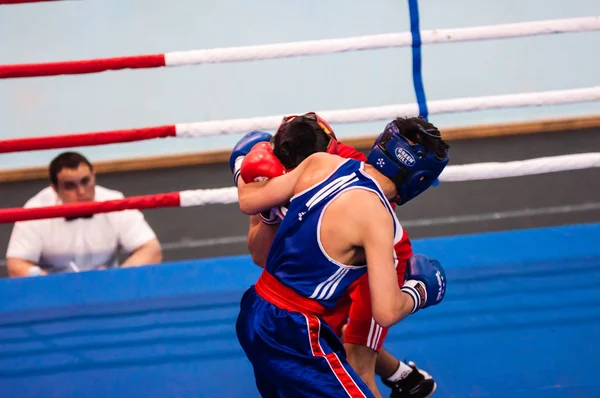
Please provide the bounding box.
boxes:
[230,113,438,398]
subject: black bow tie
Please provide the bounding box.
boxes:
[65,214,94,222]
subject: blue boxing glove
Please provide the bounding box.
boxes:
[229,130,273,186]
[401,254,446,314]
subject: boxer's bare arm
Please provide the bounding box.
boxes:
[235,178,277,267]
[247,215,278,268]
[238,152,327,215]
[354,192,415,328]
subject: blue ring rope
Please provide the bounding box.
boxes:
[408,0,428,120]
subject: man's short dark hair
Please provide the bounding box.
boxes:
[272,119,331,169]
[395,116,450,160]
[49,152,93,186]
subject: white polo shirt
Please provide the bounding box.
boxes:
[6,185,157,273]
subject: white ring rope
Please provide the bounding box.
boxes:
[166,16,600,67]
[439,153,600,182]
[178,153,600,207]
[175,86,600,138]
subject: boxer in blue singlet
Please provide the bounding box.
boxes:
[235,117,450,397]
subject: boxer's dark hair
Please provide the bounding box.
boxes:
[396,117,450,160]
[272,119,330,169]
[49,151,94,186]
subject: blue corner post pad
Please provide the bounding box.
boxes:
[408,0,428,120]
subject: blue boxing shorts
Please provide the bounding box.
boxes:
[236,271,374,398]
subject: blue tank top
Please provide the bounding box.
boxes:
[265,158,404,308]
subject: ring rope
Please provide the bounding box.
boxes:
[0,187,238,223]
[1,153,598,223]
[439,152,600,182]
[1,86,599,154]
[0,0,58,4]
[0,16,598,79]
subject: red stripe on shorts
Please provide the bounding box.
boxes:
[304,314,367,398]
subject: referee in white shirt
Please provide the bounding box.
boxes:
[6,152,163,277]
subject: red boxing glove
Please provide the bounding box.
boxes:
[240,142,288,225]
[240,142,286,183]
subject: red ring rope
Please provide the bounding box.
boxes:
[0,0,59,4]
[0,192,181,223]
[0,54,166,79]
[0,125,176,154]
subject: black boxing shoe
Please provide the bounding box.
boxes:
[382,361,437,398]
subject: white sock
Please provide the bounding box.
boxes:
[386,361,413,382]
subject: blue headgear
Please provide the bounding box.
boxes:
[367,119,449,205]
